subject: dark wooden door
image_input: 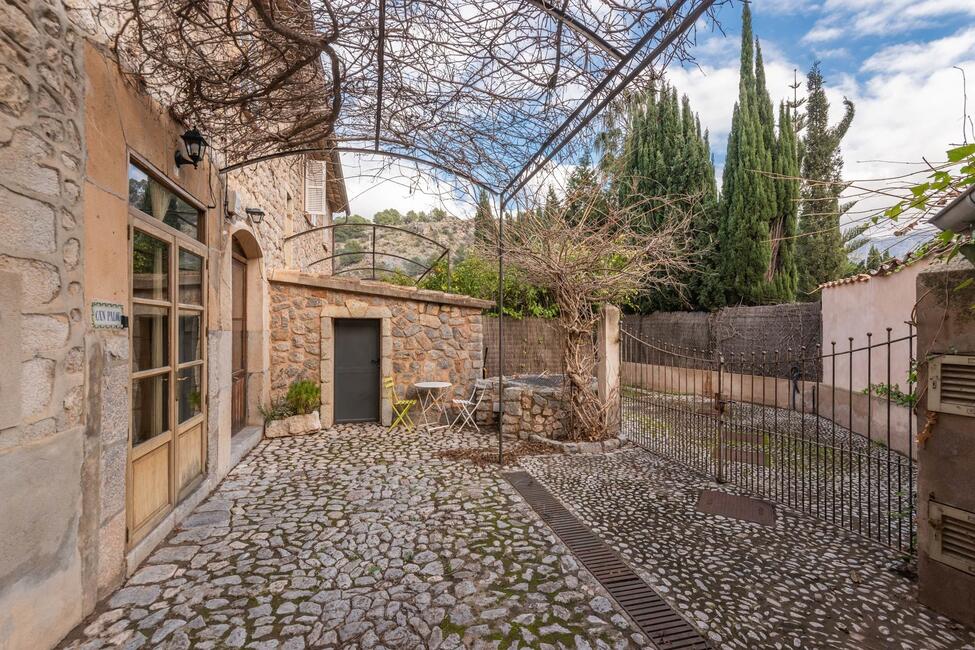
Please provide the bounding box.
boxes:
[231,256,247,433]
[334,319,380,422]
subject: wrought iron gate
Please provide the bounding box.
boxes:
[621,326,918,555]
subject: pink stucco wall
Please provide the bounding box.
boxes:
[821,260,932,394]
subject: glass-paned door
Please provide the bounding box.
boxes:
[129,217,207,544]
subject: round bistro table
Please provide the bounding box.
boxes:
[413,381,452,430]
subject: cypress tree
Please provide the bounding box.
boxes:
[614,82,718,311]
[797,63,855,296]
[767,101,800,302]
[474,188,493,244]
[718,3,776,305]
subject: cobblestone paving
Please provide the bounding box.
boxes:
[521,448,975,650]
[622,391,918,551]
[60,425,645,650]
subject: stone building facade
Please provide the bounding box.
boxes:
[0,4,351,648]
[0,1,89,647]
[0,3,490,649]
[268,271,491,427]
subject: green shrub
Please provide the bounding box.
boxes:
[286,380,321,415]
[420,255,557,319]
[259,397,295,424]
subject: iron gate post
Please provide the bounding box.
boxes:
[716,354,726,483]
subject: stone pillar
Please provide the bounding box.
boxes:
[916,260,975,630]
[597,304,621,437]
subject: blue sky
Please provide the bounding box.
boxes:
[345,0,975,229]
[672,0,975,174]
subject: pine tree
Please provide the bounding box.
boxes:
[797,62,855,296]
[718,3,777,305]
[565,153,605,226]
[474,188,494,244]
[864,244,891,271]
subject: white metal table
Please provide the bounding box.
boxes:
[413,381,452,430]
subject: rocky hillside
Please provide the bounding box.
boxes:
[331,208,475,278]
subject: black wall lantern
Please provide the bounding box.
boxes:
[245,207,265,224]
[175,127,209,169]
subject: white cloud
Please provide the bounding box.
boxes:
[340,153,478,219]
[802,26,845,44]
[803,0,975,43]
[752,0,821,15]
[862,27,975,75]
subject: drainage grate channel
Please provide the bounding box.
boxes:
[505,471,710,650]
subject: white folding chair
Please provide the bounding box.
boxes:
[450,386,484,432]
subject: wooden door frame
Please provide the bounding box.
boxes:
[231,251,248,434]
[126,160,208,547]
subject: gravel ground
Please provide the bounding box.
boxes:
[521,448,975,650]
[58,425,645,650]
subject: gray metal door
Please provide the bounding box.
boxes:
[334,319,380,422]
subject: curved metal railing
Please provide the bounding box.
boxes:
[283,221,451,290]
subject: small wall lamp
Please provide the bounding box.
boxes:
[175,127,209,169]
[245,207,265,224]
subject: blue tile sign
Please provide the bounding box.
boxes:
[92,301,124,329]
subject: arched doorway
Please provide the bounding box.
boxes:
[230,229,264,435]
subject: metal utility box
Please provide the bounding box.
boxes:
[916,265,975,631]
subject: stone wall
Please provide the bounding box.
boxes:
[268,272,489,417]
[225,159,329,273]
[0,1,89,648]
[474,376,573,439]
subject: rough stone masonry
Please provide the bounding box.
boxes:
[268,272,491,416]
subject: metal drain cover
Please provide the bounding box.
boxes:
[505,471,710,649]
[696,490,776,526]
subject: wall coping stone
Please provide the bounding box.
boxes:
[269,269,495,310]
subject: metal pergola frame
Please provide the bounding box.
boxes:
[217,0,717,462]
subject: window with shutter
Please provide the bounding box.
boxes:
[305,159,326,226]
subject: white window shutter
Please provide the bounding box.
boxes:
[305,159,326,224]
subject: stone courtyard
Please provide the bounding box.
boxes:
[58,426,644,650]
[522,449,975,650]
[59,424,975,650]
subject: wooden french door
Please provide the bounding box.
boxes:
[129,218,207,544]
[231,254,247,433]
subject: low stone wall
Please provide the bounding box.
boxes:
[268,271,491,423]
[475,375,600,441]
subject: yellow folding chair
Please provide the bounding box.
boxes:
[385,377,416,431]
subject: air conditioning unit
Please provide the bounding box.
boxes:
[226,189,244,219]
[929,500,975,576]
[928,354,975,417]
